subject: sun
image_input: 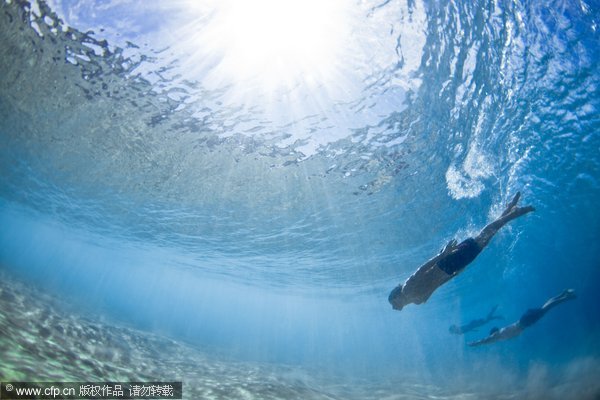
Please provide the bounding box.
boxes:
[182,0,351,93]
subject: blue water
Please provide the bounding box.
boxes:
[1,0,599,398]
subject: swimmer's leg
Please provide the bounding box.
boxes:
[487,305,504,321]
[520,289,576,329]
[475,192,535,249]
[541,289,577,312]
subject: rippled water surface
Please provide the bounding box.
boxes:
[1,0,599,398]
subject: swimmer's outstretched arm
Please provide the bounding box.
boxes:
[468,323,523,347]
[467,325,515,346]
[467,334,499,347]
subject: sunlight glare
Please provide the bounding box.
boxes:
[188,0,350,91]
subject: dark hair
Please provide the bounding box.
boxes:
[388,285,403,303]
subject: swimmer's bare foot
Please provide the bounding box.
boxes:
[501,192,535,220]
[561,289,577,300]
[501,192,521,217]
[474,192,535,249]
[508,205,535,219]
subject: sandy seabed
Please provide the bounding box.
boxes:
[1,270,597,400]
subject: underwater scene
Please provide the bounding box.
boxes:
[1,0,599,398]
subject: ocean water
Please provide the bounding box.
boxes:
[1,0,599,398]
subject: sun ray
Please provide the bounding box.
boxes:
[179,0,352,93]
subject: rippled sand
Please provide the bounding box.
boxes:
[0,273,341,399]
[0,271,596,400]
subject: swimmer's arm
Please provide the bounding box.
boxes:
[467,335,498,347]
[459,321,480,333]
[440,239,458,256]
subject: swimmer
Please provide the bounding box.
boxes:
[449,305,504,335]
[388,192,534,311]
[468,289,576,346]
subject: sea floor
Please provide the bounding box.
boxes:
[0,270,596,400]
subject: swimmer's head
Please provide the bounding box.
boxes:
[388,285,405,311]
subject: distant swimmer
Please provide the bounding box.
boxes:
[449,305,504,335]
[468,289,576,346]
[388,192,534,311]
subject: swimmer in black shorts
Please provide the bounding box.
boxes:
[389,192,534,311]
[468,289,576,346]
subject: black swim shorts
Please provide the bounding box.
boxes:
[437,237,482,275]
[518,308,545,328]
